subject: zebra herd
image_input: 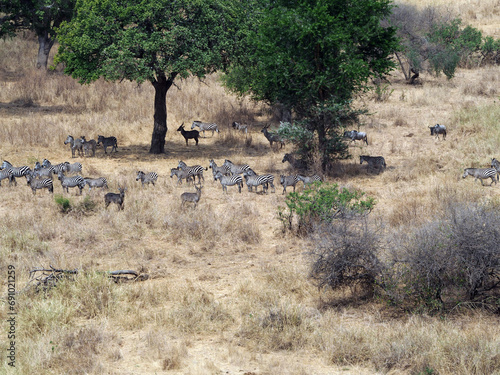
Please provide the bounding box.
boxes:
[64,134,118,157]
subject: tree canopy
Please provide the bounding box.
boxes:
[55,0,241,153]
[0,0,75,69]
[222,0,398,170]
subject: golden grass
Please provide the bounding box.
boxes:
[1,8,500,373]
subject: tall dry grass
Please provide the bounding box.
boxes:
[1,7,500,374]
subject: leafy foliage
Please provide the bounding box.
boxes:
[278,182,375,235]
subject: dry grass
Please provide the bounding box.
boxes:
[1,4,500,373]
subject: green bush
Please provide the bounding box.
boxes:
[54,195,72,213]
[278,182,375,235]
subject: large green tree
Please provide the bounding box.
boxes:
[0,0,75,69]
[55,0,241,153]
[223,0,398,170]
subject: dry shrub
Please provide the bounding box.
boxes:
[393,117,408,127]
[144,328,188,369]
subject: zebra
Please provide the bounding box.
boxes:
[191,121,219,137]
[462,168,498,186]
[214,171,243,193]
[82,137,97,157]
[26,174,53,195]
[177,123,199,146]
[261,125,285,148]
[343,130,368,145]
[58,171,86,195]
[222,159,252,176]
[280,175,300,194]
[64,135,85,158]
[429,124,447,140]
[491,158,500,179]
[243,172,275,193]
[136,171,158,187]
[170,168,193,185]
[105,188,126,210]
[42,159,69,175]
[282,153,307,171]
[232,121,248,134]
[84,177,108,192]
[97,135,118,154]
[178,160,206,184]
[208,159,230,180]
[0,170,15,187]
[297,174,322,187]
[181,185,203,208]
[360,155,386,173]
[1,160,31,185]
[31,166,54,178]
[64,162,82,174]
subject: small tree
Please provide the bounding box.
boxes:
[55,0,241,153]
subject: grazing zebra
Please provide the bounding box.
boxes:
[344,130,368,145]
[58,172,85,195]
[429,124,447,140]
[243,172,275,193]
[0,170,15,187]
[177,123,199,146]
[208,159,230,180]
[178,161,206,184]
[26,174,53,195]
[105,188,126,210]
[261,125,285,148]
[136,171,158,187]
[232,121,248,134]
[1,160,31,185]
[214,171,243,193]
[97,135,118,154]
[170,168,193,185]
[462,168,498,186]
[84,177,108,192]
[360,155,386,173]
[181,185,203,208]
[82,137,97,157]
[282,153,307,171]
[280,175,300,194]
[491,158,500,179]
[222,159,253,176]
[64,135,85,158]
[191,121,219,137]
[64,162,82,174]
[297,174,322,187]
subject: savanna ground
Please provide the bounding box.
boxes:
[1,1,500,374]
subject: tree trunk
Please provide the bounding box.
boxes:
[149,73,176,154]
[36,32,54,69]
[316,123,329,172]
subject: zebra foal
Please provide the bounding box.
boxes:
[232,121,248,134]
[214,171,243,193]
[136,171,158,187]
[170,168,193,185]
[462,168,498,186]
[360,155,386,173]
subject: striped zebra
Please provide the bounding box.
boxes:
[64,135,85,158]
[208,159,230,180]
[0,170,15,187]
[243,172,275,193]
[297,174,322,187]
[360,155,386,173]
[58,172,85,195]
[42,159,69,175]
[1,160,31,185]
[280,175,300,194]
[84,177,108,192]
[170,168,193,185]
[214,171,243,193]
[191,121,219,137]
[222,159,253,176]
[81,136,97,157]
[491,158,500,179]
[97,135,118,154]
[64,162,82,174]
[178,160,206,184]
[31,167,54,178]
[232,121,248,134]
[462,168,498,186]
[26,174,53,195]
[136,171,158,186]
